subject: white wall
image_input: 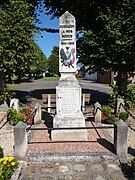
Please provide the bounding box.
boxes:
[85,72,97,81]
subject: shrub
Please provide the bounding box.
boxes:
[0,157,18,179]
[109,85,135,108]
[101,106,117,124]
[102,106,112,115]
[7,107,33,125]
[7,109,26,125]
[131,157,135,177]
[20,107,33,117]
[119,111,128,122]
[108,115,116,124]
[0,147,4,158]
[0,90,15,104]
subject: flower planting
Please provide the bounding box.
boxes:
[0,156,18,179]
[7,107,33,125]
[20,107,33,125]
[101,106,118,124]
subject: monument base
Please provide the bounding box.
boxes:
[52,113,88,141]
[51,129,88,141]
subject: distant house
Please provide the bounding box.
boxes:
[85,71,114,84]
[85,71,135,84]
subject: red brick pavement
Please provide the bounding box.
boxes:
[28,121,114,154]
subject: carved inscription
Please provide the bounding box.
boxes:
[59,11,76,72]
[57,87,80,113]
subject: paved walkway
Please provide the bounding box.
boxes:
[18,156,130,180]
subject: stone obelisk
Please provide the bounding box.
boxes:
[51,11,87,141]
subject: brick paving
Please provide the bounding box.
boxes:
[27,121,114,155]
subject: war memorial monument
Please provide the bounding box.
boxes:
[52,11,88,141]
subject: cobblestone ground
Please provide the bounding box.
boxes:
[18,158,130,180]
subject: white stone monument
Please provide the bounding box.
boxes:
[51,11,87,141]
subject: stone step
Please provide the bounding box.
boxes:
[26,152,116,163]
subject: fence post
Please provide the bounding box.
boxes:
[115,98,125,115]
[10,98,19,113]
[94,102,101,123]
[14,121,27,160]
[82,94,85,113]
[114,119,128,158]
[34,103,42,124]
[48,94,51,113]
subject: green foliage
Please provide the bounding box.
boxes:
[7,109,26,125]
[7,107,33,125]
[0,157,18,179]
[109,85,135,108]
[77,1,135,93]
[44,0,116,31]
[0,90,15,104]
[108,115,116,124]
[29,43,47,79]
[47,46,59,76]
[131,157,135,177]
[0,0,37,82]
[102,106,112,115]
[0,147,4,158]
[119,112,128,122]
[125,85,135,107]
[101,106,117,124]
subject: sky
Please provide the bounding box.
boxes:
[35,11,59,58]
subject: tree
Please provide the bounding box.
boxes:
[0,0,37,84]
[47,46,59,76]
[78,0,135,94]
[44,0,116,31]
[29,43,47,79]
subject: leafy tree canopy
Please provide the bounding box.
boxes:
[78,0,135,93]
[47,46,59,76]
[0,0,37,82]
[30,43,47,78]
[42,0,135,93]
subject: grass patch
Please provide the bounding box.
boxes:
[6,77,59,89]
[40,76,60,81]
[6,82,29,90]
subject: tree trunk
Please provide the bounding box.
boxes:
[116,72,128,95]
[0,73,6,91]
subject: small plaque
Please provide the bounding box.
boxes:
[57,87,80,114]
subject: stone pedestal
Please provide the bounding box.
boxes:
[52,113,87,141]
[52,74,88,141]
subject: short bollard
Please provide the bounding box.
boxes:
[115,98,125,115]
[10,98,19,113]
[14,121,27,160]
[82,94,85,113]
[94,102,101,123]
[114,119,128,158]
[34,103,42,124]
[48,94,51,113]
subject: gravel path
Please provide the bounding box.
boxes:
[0,114,14,157]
